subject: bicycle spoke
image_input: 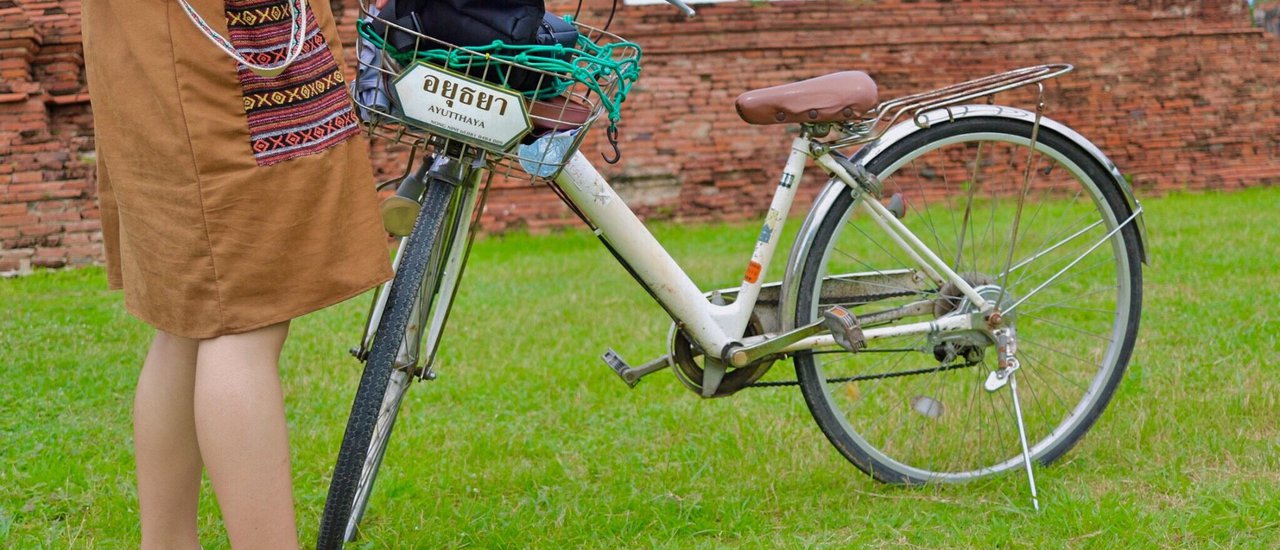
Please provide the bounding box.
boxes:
[953,156,981,274]
[1020,336,1103,369]
[980,171,1001,275]
[938,161,965,275]
[1016,349,1076,419]
[1016,281,1116,309]
[1019,300,1117,316]
[1000,218,1104,280]
[844,217,917,273]
[828,247,934,296]
[1016,188,1089,277]
[1018,345,1090,395]
[1008,161,1058,265]
[1006,209,1135,314]
[1017,360,1059,443]
[910,176,954,272]
[910,337,956,464]
[961,353,988,472]
[1012,254,1114,307]
[1020,312,1113,343]
[1009,207,1101,290]
[1003,152,1054,272]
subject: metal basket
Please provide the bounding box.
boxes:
[350,1,639,180]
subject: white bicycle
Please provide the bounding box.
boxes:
[317,0,1147,546]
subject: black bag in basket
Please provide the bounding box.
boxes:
[371,0,578,92]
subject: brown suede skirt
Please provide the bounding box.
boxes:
[82,0,392,338]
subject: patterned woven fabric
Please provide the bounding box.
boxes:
[225,0,359,166]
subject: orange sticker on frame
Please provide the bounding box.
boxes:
[744,261,762,284]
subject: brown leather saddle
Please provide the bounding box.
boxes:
[735,71,878,125]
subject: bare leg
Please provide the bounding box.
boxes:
[193,322,299,550]
[135,330,202,550]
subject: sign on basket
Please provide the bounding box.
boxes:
[392,62,532,151]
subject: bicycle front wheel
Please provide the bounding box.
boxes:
[316,178,456,549]
[794,117,1143,483]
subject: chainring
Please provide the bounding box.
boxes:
[670,314,775,398]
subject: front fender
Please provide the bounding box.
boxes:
[778,105,1148,331]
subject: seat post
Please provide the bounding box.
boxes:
[800,123,835,139]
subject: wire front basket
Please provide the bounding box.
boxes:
[350,1,641,180]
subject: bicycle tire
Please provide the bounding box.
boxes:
[794,117,1143,484]
[343,368,411,541]
[316,178,456,549]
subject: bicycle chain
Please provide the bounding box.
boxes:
[745,359,980,388]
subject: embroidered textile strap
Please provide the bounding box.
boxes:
[227,0,360,166]
[178,0,307,77]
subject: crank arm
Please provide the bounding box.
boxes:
[727,320,825,368]
[726,306,865,367]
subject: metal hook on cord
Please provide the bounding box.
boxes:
[602,125,622,164]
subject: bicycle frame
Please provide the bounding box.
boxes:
[362,106,1145,402]
[550,129,994,392]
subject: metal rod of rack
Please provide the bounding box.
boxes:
[823,64,1074,150]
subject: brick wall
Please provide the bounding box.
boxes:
[2,0,1278,274]
[537,0,1280,226]
[0,1,96,274]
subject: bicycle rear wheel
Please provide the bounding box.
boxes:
[794,117,1143,483]
[316,178,456,549]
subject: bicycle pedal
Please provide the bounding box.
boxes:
[602,348,670,388]
[822,306,866,352]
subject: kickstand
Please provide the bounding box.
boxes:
[1007,372,1040,511]
[985,327,1041,512]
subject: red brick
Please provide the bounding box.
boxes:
[60,231,90,244]
[39,211,79,222]
[0,247,34,260]
[0,214,38,226]
[33,247,65,259]
[19,223,57,237]
[66,244,99,258]
[31,256,67,268]
[61,220,99,233]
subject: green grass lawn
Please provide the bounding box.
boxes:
[2,187,1277,548]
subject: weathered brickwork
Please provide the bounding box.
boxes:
[540,0,1280,227]
[0,1,95,273]
[2,0,1277,273]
